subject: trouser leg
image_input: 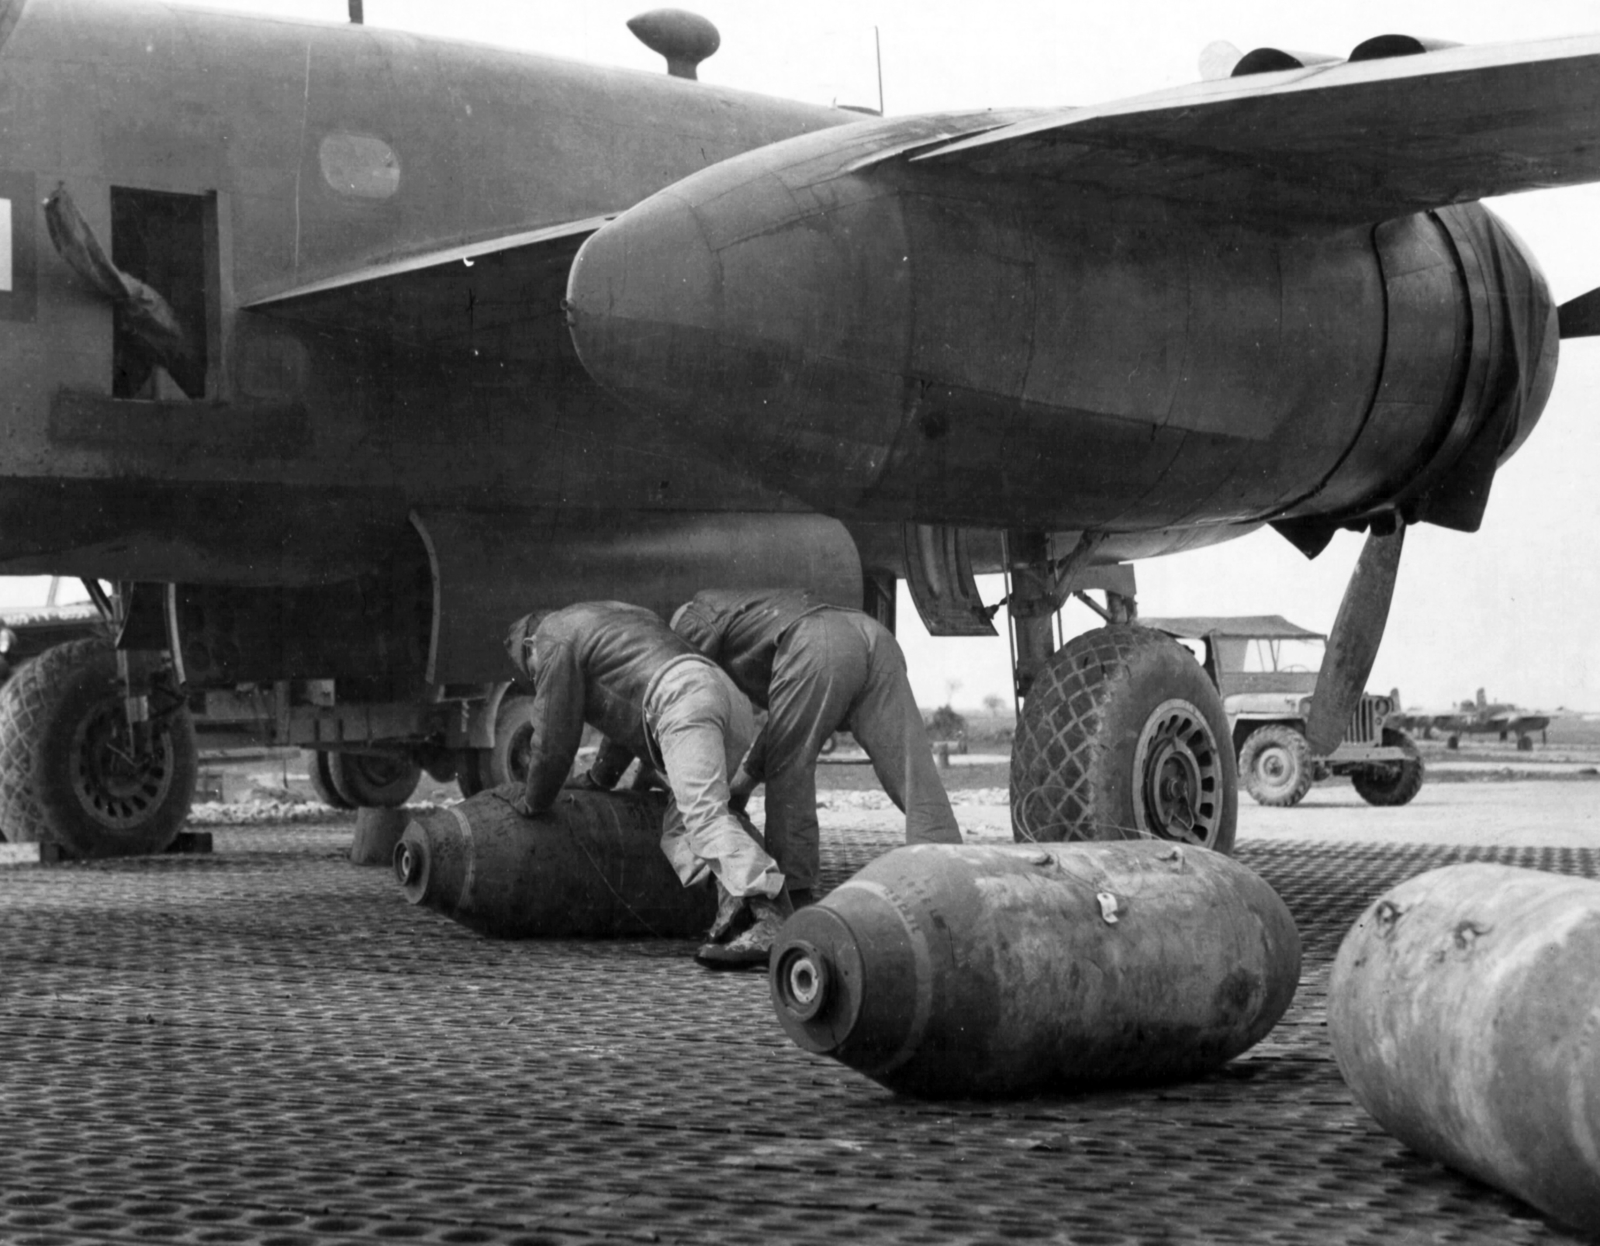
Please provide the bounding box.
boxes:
[761,616,866,891]
[845,615,963,845]
[651,662,783,899]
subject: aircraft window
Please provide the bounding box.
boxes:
[319,133,400,200]
[1238,638,1325,674]
[110,187,212,400]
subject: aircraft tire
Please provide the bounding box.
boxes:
[0,637,196,857]
[1010,624,1237,853]
[1238,724,1314,807]
[1351,729,1424,807]
[307,750,356,810]
[326,751,422,808]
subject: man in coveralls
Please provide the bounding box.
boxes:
[671,588,963,903]
[505,601,791,968]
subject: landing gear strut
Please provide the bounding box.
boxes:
[1011,626,1236,851]
[1001,533,1238,853]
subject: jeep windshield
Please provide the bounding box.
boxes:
[1233,637,1326,675]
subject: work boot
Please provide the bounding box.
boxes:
[706,879,749,944]
[695,889,794,970]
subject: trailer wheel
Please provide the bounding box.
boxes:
[482,695,538,788]
[456,695,538,797]
[307,750,356,810]
[0,638,197,857]
[327,751,421,808]
[456,750,486,798]
[1010,625,1236,852]
[1352,729,1425,807]
[1238,724,1314,807]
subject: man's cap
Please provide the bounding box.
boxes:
[505,611,549,673]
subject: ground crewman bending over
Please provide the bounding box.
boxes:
[671,588,962,903]
[505,601,790,967]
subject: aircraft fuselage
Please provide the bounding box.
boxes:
[0,0,1566,687]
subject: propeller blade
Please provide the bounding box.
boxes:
[1558,286,1600,338]
[1305,522,1406,756]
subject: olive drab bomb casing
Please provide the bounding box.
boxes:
[394,786,715,938]
[769,842,1301,1099]
[1329,864,1600,1233]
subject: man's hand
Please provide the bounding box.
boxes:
[507,793,537,818]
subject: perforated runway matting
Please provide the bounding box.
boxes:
[1,826,1595,1246]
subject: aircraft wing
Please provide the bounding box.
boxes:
[242,216,611,353]
[906,35,1600,223]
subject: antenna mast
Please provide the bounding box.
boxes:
[875,26,884,115]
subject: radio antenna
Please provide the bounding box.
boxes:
[875,26,884,115]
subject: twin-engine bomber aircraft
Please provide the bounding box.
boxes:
[0,0,1596,858]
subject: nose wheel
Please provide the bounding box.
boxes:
[0,638,197,857]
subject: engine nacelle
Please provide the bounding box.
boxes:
[566,117,1557,540]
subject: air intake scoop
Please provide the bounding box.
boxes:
[628,9,720,80]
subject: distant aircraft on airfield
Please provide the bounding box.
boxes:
[1390,689,1558,750]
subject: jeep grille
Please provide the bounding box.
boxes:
[1344,695,1389,747]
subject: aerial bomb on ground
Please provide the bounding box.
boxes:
[394,786,714,938]
[1329,864,1600,1233]
[769,841,1301,1099]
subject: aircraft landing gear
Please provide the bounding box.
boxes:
[1010,625,1237,851]
[996,532,1237,853]
[0,638,198,857]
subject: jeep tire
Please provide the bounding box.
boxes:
[1352,728,1425,807]
[1239,724,1314,807]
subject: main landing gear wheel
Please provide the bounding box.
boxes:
[1010,624,1237,853]
[0,638,198,857]
[1239,724,1314,807]
[327,751,422,808]
[1351,728,1425,807]
[457,694,537,798]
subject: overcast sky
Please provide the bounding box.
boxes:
[17,0,1600,714]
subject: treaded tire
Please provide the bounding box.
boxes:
[1010,625,1237,853]
[1239,724,1314,807]
[456,695,539,797]
[327,752,421,808]
[479,695,538,789]
[308,750,356,810]
[0,637,197,857]
[1352,728,1425,807]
